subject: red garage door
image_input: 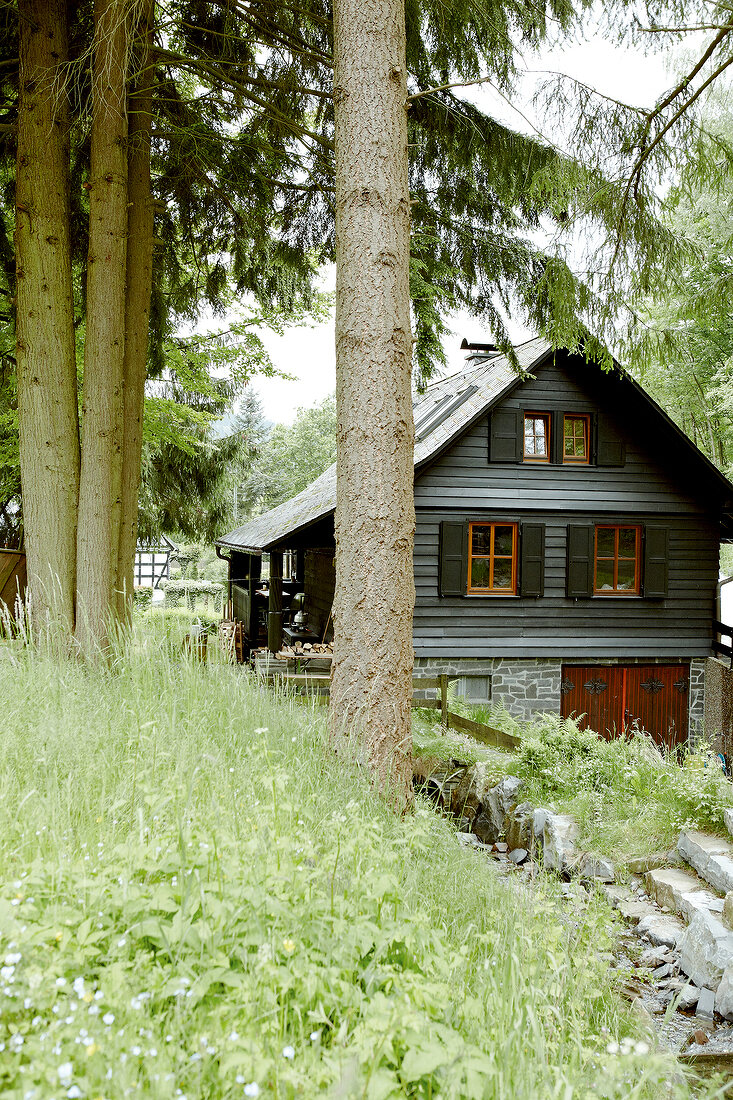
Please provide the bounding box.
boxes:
[560,664,689,750]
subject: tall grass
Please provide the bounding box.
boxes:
[0,626,720,1098]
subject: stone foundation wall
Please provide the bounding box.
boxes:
[414,654,707,736]
[413,656,561,719]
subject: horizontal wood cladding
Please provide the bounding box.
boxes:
[416,356,715,516]
[413,509,718,658]
[304,549,335,640]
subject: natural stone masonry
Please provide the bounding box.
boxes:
[678,909,733,991]
[689,657,706,740]
[414,655,704,731]
[677,832,733,895]
[644,868,724,923]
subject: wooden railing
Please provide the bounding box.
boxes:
[713,620,733,667]
[259,669,519,752]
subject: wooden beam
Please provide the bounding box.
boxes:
[268,551,283,653]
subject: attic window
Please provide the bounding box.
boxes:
[563,415,590,463]
[523,413,550,461]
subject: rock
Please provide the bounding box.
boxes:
[678,909,733,989]
[457,832,481,847]
[456,817,473,833]
[695,986,716,1021]
[508,848,528,865]
[495,842,508,853]
[677,831,733,894]
[448,766,479,819]
[505,803,535,852]
[653,963,675,980]
[541,812,579,874]
[691,1028,710,1045]
[673,984,700,1012]
[724,892,733,931]
[637,913,685,948]
[485,776,523,826]
[578,854,616,883]
[473,809,501,845]
[641,947,671,967]
[619,898,657,923]
[644,867,724,923]
[716,966,733,1020]
[473,777,523,844]
[627,850,681,874]
[725,808,733,840]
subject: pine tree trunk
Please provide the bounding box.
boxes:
[116,0,154,620]
[76,0,130,653]
[330,0,415,810]
[15,0,80,634]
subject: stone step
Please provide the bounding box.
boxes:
[601,883,686,948]
[677,831,733,895]
[644,867,725,924]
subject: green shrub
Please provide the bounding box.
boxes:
[510,711,733,858]
[132,585,153,609]
[161,580,224,612]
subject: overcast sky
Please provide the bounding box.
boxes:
[235,28,690,423]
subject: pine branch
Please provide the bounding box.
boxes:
[407,75,496,101]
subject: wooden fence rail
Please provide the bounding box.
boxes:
[259,669,519,752]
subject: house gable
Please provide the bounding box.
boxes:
[413,349,726,660]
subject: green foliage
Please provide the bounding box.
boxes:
[0,632,710,1099]
[248,395,337,511]
[631,114,733,471]
[132,586,153,610]
[161,579,224,612]
[508,711,733,859]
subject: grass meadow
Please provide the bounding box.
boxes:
[0,616,724,1098]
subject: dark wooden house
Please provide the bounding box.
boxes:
[216,338,733,747]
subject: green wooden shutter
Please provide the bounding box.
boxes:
[551,412,563,465]
[489,407,521,462]
[566,525,594,597]
[439,521,468,596]
[643,526,669,598]
[596,413,626,466]
[520,523,545,597]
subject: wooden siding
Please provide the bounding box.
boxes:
[0,549,26,612]
[305,550,334,639]
[413,353,721,659]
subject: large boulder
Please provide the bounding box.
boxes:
[473,776,523,844]
[448,762,496,821]
[541,812,579,874]
[716,966,733,1019]
[678,909,733,990]
[505,802,536,852]
[677,831,733,894]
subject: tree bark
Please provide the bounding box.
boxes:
[76,0,130,653]
[15,0,80,634]
[330,0,415,811]
[116,0,155,621]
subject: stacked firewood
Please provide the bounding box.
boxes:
[277,641,333,658]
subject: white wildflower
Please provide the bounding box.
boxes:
[282,1045,295,1059]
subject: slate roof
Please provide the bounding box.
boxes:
[216,337,549,552]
